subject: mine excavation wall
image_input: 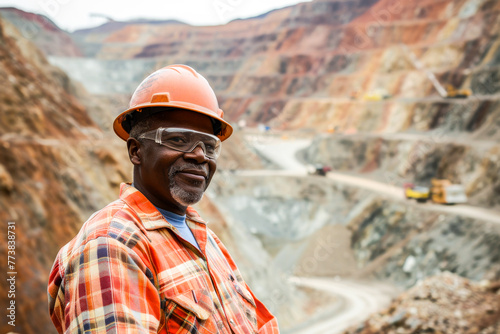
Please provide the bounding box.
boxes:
[44,0,500,133]
[48,41,500,125]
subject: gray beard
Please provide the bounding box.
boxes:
[169,164,208,206]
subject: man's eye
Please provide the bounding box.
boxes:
[166,136,187,143]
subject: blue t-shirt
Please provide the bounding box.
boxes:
[155,206,200,250]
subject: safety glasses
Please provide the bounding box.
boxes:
[139,127,222,159]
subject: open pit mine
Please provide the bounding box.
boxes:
[1,0,500,333]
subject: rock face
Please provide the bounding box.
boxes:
[0,7,82,57]
[0,18,130,334]
[347,199,500,286]
[70,0,378,59]
[46,0,500,128]
[343,272,500,334]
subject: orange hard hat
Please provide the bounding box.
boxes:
[113,64,233,141]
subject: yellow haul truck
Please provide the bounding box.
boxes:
[430,179,468,204]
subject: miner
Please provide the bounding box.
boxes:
[48,64,279,333]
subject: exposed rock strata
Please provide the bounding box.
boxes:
[0,7,82,57]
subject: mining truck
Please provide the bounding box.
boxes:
[430,179,468,204]
[445,85,472,98]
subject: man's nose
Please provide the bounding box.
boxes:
[184,142,208,162]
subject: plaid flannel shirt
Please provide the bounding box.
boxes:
[48,183,279,334]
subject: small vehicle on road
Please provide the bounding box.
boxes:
[309,165,332,176]
[403,183,430,202]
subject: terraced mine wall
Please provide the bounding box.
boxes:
[43,0,500,131]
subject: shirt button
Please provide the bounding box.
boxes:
[229,319,236,325]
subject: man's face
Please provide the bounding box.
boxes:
[130,110,217,213]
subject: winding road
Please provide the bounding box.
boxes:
[285,277,398,334]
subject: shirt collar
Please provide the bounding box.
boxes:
[119,183,207,230]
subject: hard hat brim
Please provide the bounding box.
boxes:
[113,101,233,142]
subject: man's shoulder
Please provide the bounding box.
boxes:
[86,198,143,235]
[59,198,146,261]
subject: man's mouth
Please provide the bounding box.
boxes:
[176,169,207,182]
[170,164,209,183]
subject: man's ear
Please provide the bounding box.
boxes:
[127,137,142,166]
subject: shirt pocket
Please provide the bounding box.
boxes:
[163,289,218,334]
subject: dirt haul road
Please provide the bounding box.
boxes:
[285,277,397,334]
[325,172,500,224]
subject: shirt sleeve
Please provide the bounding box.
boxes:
[48,236,162,334]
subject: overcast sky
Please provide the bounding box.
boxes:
[0,0,311,32]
